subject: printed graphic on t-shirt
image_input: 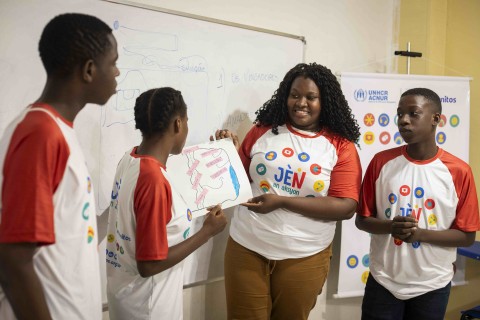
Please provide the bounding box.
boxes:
[384,182,439,249]
[256,146,327,197]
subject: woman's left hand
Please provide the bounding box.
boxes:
[241,194,282,214]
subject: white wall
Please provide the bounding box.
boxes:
[105,1,400,319]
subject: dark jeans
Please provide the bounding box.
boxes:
[362,274,451,320]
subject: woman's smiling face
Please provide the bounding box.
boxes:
[287,76,321,132]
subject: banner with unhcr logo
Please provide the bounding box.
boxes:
[335,72,471,298]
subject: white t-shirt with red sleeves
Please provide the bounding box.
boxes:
[231,124,362,260]
[0,104,101,319]
[358,146,480,300]
[106,148,193,320]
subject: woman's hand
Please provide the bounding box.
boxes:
[210,129,240,151]
[241,194,282,214]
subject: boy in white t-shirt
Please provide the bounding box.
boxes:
[0,13,120,320]
[356,88,480,320]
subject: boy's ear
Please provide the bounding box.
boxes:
[432,113,441,125]
[82,59,96,83]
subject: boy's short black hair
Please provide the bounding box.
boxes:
[39,13,113,77]
[401,88,442,114]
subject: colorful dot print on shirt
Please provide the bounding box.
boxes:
[313,180,325,193]
[87,226,94,243]
[187,209,192,221]
[282,148,294,157]
[82,202,90,220]
[183,228,190,239]
[87,176,92,193]
[265,151,277,161]
[310,163,321,175]
[256,163,267,175]
[298,152,310,162]
[259,180,271,193]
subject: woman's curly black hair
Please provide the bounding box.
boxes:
[134,87,187,138]
[255,62,360,143]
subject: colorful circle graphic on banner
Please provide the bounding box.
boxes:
[313,180,325,192]
[363,131,375,145]
[347,255,359,268]
[265,151,277,161]
[298,152,310,162]
[394,132,404,145]
[424,198,435,209]
[259,180,271,193]
[364,113,375,127]
[256,163,267,175]
[388,193,397,204]
[362,254,370,267]
[439,114,447,127]
[436,132,446,144]
[379,131,391,145]
[310,163,321,175]
[282,148,294,157]
[399,185,410,196]
[414,187,424,198]
[450,115,460,127]
[361,271,370,284]
[378,113,390,127]
[394,114,398,125]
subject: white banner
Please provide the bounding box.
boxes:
[336,72,471,298]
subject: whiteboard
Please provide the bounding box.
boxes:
[0,0,304,296]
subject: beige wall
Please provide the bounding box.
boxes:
[399,0,480,318]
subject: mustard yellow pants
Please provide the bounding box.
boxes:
[224,237,332,320]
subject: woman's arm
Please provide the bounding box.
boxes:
[242,194,357,221]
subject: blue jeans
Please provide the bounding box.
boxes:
[361,274,451,320]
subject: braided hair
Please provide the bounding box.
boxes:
[255,62,360,143]
[39,13,112,77]
[401,88,442,114]
[134,87,187,139]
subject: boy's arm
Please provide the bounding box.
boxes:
[403,228,476,247]
[0,243,52,320]
[355,214,393,234]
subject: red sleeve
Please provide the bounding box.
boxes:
[0,111,69,245]
[239,125,270,181]
[134,159,172,261]
[357,148,402,217]
[357,155,379,217]
[442,153,480,232]
[327,138,362,202]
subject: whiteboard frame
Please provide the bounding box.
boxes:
[104,0,307,45]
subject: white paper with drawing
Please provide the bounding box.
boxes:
[167,138,252,217]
